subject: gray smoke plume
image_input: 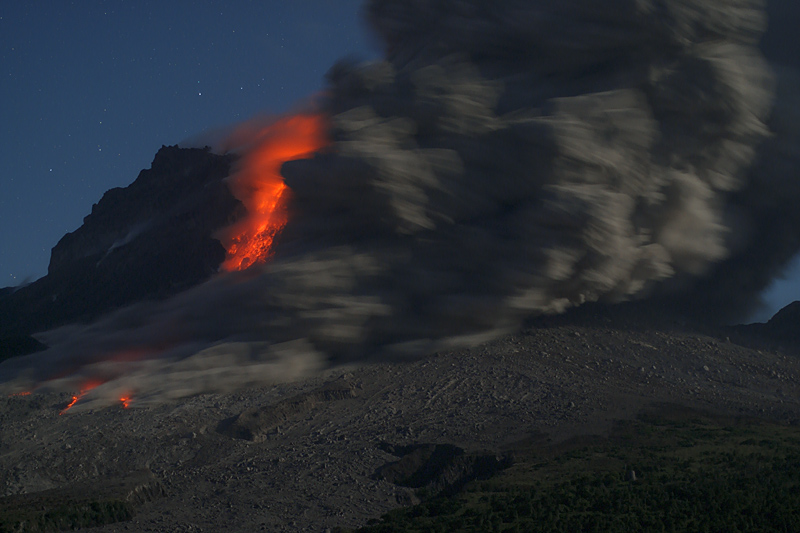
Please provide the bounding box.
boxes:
[660,0,800,320]
[2,0,798,407]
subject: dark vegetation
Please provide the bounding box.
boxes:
[0,470,163,533]
[0,498,132,533]
[341,409,800,532]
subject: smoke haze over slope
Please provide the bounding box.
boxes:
[1,0,798,407]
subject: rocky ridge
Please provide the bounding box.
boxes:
[0,146,238,347]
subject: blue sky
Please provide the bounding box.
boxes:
[1,1,797,322]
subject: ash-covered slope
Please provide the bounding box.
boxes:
[0,146,238,343]
[1,300,798,532]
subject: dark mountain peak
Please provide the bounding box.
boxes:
[766,300,800,336]
[0,145,241,341]
[49,145,238,275]
[730,300,800,352]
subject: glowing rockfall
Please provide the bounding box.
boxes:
[218,114,328,271]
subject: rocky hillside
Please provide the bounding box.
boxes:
[0,146,238,345]
[0,300,798,532]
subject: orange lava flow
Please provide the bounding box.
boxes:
[219,113,328,271]
[120,396,132,409]
[9,391,32,397]
[59,380,105,415]
[60,396,80,414]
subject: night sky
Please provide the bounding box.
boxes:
[1,1,797,321]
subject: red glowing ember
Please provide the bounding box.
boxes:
[218,113,328,271]
[120,396,131,409]
[59,380,105,415]
[9,391,32,397]
[60,395,80,414]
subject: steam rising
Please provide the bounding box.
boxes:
[2,0,798,407]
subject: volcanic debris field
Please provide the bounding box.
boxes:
[2,302,800,532]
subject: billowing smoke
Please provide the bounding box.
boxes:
[2,0,798,408]
[659,0,800,320]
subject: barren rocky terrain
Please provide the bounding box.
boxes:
[1,302,798,532]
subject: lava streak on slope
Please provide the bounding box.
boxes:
[58,379,105,415]
[217,113,329,271]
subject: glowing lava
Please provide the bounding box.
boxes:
[219,113,328,271]
[59,380,105,415]
[120,396,132,409]
[60,395,80,414]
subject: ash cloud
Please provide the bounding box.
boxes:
[283,0,779,328]
[662,0,800,320]
[2,0,799,407]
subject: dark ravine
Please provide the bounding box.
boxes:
[373,442,512,497]
[0,470,164,533]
